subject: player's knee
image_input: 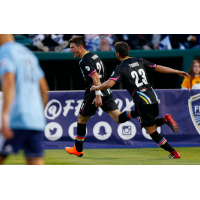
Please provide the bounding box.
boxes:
[145,126,156,135]
[115,118,120,124]
[77,115,88,124]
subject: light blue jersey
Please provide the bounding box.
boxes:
[0,42,46,131]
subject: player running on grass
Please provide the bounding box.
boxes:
[91,41,190,159]
[65,36,121,157]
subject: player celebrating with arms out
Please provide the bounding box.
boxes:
[65,36,121,157]
[91,41,190,159]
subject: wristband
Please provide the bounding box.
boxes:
[95,91,101,95]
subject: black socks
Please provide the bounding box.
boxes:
[150,131,175,153]
[119,110,138,123]
[75,123,86,152]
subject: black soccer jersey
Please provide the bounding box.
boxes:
[79,51,111,96]
[109,57,159,105]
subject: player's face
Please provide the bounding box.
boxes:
[193,62,200,75]
[70,43,81,58]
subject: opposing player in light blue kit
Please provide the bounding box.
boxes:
[0,34,49,165]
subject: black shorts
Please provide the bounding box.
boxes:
[79,94,118,117]
[135,103,159,127]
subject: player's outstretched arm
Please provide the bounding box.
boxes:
[90,79,116,92]
[155,65,190,77]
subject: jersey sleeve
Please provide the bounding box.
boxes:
[79,59,97,78]
[181,77,190,89]
[142,58,157,71]
[36,58,45,80]
[0,55,16,76]
[109,65,123,83]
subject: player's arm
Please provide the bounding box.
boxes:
[90,79,116,92]
[155,65,190,77]
[1,72,15,140]
[91,66,121,92]
[39,77,49,107]
[91,72,103,107]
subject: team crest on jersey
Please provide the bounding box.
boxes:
[85,66,90,71]
[188,93,200,135]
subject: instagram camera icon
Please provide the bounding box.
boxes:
[122,126,132,135]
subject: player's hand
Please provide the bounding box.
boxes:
[0,114,14,140]
[178,71,191,78]
[92,95,103,108]
[90,85,97,92]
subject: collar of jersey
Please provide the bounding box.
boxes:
[122,57,131,61]
[81,51,89,59]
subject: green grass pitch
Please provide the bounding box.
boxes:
[3,146,200,165]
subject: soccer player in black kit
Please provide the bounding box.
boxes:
[91,41,190,159]
[65,36,121,157]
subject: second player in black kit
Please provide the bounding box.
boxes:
[109,57,159,127]
[91,41,190,159]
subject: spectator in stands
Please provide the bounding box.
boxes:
[32,34,68,52]
[113,34,142,50]
[151,34,161,49]
[181,60,200,89]
[84,34,98,41]
[170,34,199,49]
[113,34,157,50]
[88,34,115,51]
[192,35,200,49]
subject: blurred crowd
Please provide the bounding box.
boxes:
[14,34,200,52]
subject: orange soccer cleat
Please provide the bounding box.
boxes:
[65,145,84,157]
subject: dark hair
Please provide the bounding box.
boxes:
[188,60,200,88]
[69,36,86,49]
[114,41,129,58]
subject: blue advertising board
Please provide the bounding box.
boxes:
[43,90,200,149]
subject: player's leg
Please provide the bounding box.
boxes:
[23,130,45,165]
[23,130,44,165]
[100,95,137,124]
[65,114,90,157]
[26,157,44,165]
[108,109,139,124]
[137,104,180,158]
[0,130,26,164]
[75,114,90,152]
[154,103,178,133]
[65,96,96,157]
[155,115,179,133]
[118,110,139,123]
[107,109,121,123]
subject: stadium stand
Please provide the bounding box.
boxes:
[13,34,200,91]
